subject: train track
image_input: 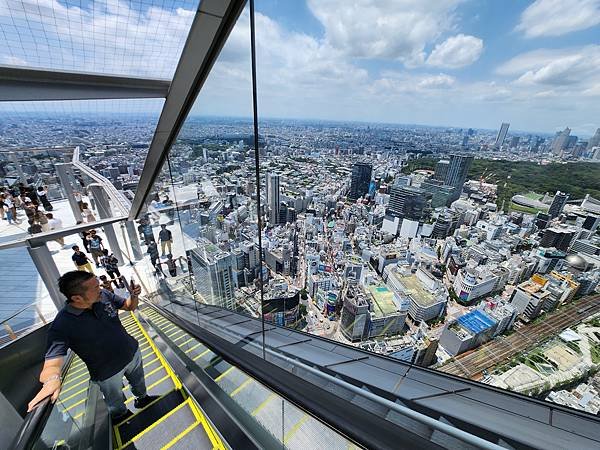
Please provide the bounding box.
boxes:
[439,294,600,378]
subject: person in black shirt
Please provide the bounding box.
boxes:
[72,245,94,273]
[158,224,173,256]
[147,241,164,276]
[27,271,157,422]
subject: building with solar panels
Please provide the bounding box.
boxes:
[439,310,498,356]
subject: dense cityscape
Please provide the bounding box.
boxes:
[2,115,600,415]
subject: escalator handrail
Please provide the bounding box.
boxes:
[10,397,52,450]
[146,302,504,450]
[10,353,75,450]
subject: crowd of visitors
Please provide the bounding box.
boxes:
[0,183,56,233]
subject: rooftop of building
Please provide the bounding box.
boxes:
[366,284,399,317]
[387,270,442,307]
[457,310,497,335]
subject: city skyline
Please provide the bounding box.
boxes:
[1,1,599,134]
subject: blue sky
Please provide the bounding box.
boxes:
[1,0,599,135]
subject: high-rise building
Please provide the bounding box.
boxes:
[191,243,235,310]
[387,185,431,220]
[552,127,571,155]
[349,163,372,200]
[548,191,569,219]
[444,154,473,202]
[587,128,600,150]
[267,173,280,225]
[434,159,449,181]
[540,226,577,252]
[494,122,510,148]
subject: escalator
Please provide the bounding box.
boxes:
[19,309,225,450]
[10,303,359,450]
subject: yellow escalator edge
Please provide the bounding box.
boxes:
[187,395,226,450]
[128,312,181,390]
[120,399,190,448]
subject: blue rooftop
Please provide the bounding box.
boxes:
[457,310,496,335]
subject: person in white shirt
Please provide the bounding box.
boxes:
[74,191,84,211]
[46,213,65,246]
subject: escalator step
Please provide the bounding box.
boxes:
[117,389,184,445]
[121,399,210,450]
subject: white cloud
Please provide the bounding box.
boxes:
[516,0,600,38]
[307,0,464,65]
[497,45,600,92]
[426,34,483,68]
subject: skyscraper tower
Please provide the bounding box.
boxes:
[444,154,473,202]
[552,127,571,156]
[349,163,372,200]
[268,173,281,226]
[587,128,600,150]
[494,123,510,148]
[434,159,449,182]
[548,191,569,219]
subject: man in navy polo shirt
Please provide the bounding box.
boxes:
[28,271,157,422]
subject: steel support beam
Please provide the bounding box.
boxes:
[129,0,247,220]
[88,184,124,264]
[124,221,144,261]
[55,163,83,224]
[0,65,170,102]
[27,243,64,310]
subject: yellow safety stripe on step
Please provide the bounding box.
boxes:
[214,366,235,382]
[161,324,176,333]
[64,396,87,412]
[128,312,181,390]
[120,398,191,448]
[192,349,211,362]
[172,333,189,343]
[60,385,89,403]
[161,421,200,450]
[252,393,277,416]
[166,329,183,339]
[178,337,194,347]
[184,342,202,354]
[60,378,89,395]
[66,363,89,378]
[142,356,160,368]
[125,375,170,405]
[122,365,164,392]
[283,414,309,445]
[61,370,90,387]
[230,378,252,397]
[187,397,226,450]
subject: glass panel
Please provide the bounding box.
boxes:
[0,99,164,244]
[250,0,600,418]
[0,246,56,345]
[0,0,200,78]
[137,6,261,327]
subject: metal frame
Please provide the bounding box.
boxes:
[0,65,170,101]
[129,0,248,220]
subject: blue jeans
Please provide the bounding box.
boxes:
[95,349,147,417]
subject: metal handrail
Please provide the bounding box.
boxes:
[72,146,132,217]
[9,353,76,450]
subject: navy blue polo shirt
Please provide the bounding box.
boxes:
[45,290,138,382]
